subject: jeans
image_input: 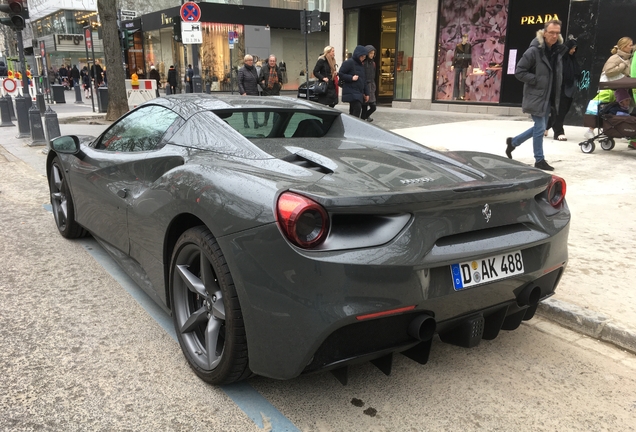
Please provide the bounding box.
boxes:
[511,112,550,163]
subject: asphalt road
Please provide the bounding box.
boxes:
[1,125,636,430]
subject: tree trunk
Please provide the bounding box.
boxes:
[97,0,129,121]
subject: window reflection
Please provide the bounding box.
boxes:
[96,106,180,152]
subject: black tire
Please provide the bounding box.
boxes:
[169,226,251,385]
[580,140,595,154]
[49,157,86,239]
[600,138,615,151]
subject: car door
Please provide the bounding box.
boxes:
[67,105,182,254]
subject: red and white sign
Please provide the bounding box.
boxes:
[84,28,92,49]
[2,78,17,93]
[180,1,201,22]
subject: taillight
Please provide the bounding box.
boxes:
[547,175,566,207]
[277,192,329,248]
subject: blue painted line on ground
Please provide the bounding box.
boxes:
[44,205,300,431]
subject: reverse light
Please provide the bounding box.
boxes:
[277,192,329,248]
[547,175,566,207]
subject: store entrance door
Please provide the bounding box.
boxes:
[358,3,397,105]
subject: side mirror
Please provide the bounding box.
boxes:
[50,135,80,154]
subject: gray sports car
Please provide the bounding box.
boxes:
[47,95,569,385]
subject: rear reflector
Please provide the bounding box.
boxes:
[356,305,416,321]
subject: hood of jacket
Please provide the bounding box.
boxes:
[352,45,369,64]
[533,30,564,49]
[365,45,376,55]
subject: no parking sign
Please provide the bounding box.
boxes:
[180,2,201,22]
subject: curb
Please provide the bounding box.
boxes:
[537,298,636,354]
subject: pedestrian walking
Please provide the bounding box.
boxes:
[185,64,194,92]
[81,67,91,98]
[70,65,80,88]
[338,45,370,118]
[167,65,178,95]
[258,55,283,127]
[549,37,580,141]
[149,65,161,97]
[361,45,377,121]
[58,64,68,86]
[312,46,338,108]
[238,54,260,128]
[505,20,563,171]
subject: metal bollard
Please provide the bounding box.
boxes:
[205,83,211,94]
[0,97,14,127]
[14,96,31,138]
[29,103,47,146]
[165,85,171,95]
[44,106,61,143]
[74,84,84,104]
[4,94,16,121]
[36,92,46,114]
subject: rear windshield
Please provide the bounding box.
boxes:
[212,109,340,139]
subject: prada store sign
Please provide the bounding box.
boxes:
[520,14,560,25]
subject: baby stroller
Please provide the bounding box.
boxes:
[61,76,71,90]
[579,77,636,153]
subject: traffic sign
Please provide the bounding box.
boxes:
[180,2,201,22]
[181,22,202,44]
[120,10,137,21]
[228,31,238,49]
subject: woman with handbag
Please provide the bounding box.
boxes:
[313,46,338,107]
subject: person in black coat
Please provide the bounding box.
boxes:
[149,65,161,97]
[70,65,81,88]
[238,54,260,128]
[313,46,338,107]
[338,45,369,117]
[549,38,580,141]
[167,65,178,94]
[361,45,377,121]
[185,64,194,92]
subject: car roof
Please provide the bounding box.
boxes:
[146,94,339,119]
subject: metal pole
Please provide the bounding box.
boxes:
[230,47,233,95]
[304,12,309,96]
[84,25,95,113]
[16,30,29,96]
[90,26,101,113]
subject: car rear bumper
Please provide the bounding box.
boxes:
[218,222,569,380]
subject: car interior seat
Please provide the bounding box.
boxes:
[292,119,324,138]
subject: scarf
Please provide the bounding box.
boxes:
[267,65,278,89]
[320,54,337,79]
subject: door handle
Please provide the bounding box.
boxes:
[117,188,128,198]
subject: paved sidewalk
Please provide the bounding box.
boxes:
[2,99,635,355]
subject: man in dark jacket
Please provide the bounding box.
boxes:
[149,65,161,97]
[506,20,563,171]
[0,61,7,77]
[70,65,81,88]
[338,45,369,118]
[167,65,178,94]
[238,54,260,128]
[185,64,194,92]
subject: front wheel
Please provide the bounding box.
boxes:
[170,226,251,385]
[580,140,595,154]
[49,157,86,238]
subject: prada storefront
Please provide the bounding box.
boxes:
[435,0,570,105]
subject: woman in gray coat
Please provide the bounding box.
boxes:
[238,54,260,128]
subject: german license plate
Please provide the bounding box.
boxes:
[450,251,524,290]
[298,93,307,98]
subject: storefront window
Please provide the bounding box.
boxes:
[395,2,415,100]
[435,0,508,103]
[378,6,396,98]
[200,23,244,91]
[344,9,359,62]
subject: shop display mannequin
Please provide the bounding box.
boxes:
[451,34,472,100]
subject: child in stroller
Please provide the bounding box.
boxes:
[580,77,636,153]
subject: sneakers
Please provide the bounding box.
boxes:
[505,138,515,159]
[534,159,554,171]
[584,129,594,139]
[366,118,374,122]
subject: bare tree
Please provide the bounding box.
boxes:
[97,0,128,120]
